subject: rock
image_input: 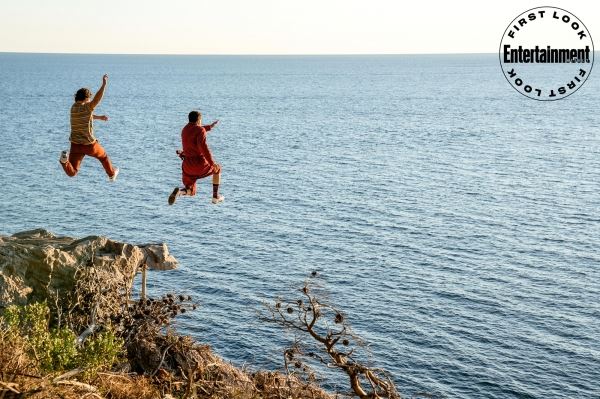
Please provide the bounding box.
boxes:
[139,243,178,271]
[0,228,178,308]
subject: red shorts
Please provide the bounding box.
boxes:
[182,161,221,196]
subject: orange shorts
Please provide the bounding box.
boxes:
[60,141,115,177]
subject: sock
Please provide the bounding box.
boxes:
[212,184,219,198]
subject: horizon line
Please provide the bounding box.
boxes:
[4,50,598,57]
[1,50,501,57]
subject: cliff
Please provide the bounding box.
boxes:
[0,228,177,308]
[0,229,332,399]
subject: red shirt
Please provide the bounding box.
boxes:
[181,123,214,166]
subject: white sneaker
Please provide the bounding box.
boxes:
[59,150,68,164]
[108,168,120,182]
[211,194,224,204]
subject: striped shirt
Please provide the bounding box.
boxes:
[70,102,96,144]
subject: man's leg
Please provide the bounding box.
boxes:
[169,172,197,205]
[89,142,117,177]
[211,166,221,199]
[60,144,85,177]
[182,183,197,196]
[210,164,224,203]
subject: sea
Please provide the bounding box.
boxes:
[0,53,598,398]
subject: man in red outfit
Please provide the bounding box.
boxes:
[59,74,119,181]
[168,111,224,205]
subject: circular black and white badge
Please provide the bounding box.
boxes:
[500,7,594,100]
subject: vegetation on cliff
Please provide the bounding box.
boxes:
[0,230,401,398]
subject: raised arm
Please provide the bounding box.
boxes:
[89,74,109,110]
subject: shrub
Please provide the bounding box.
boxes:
[0,302,123,376]
[80,327,124,377]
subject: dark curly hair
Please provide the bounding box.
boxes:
[75,88,91,102]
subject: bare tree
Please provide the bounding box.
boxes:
[265,279,400,399]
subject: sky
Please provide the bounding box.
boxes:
[0,0,598,55]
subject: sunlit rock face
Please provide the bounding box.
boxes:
[0,228,177,307]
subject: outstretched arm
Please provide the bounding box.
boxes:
[203,120,219,132]
[90,74,109,110]
[93,115,109,121]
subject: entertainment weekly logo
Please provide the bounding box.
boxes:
[499,6,594,100]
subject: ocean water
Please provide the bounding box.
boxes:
[0,53,598,398]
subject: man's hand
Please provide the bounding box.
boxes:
[93,115,109,121]
[210,120,219,128]
[102,74,109,85]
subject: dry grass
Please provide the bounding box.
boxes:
[0,274,340,399]
[252,370,332,399]
[0,334,33,377]
[94,373,161,399]
[0,324,332,399]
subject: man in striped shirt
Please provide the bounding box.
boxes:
[59,74,119,181]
